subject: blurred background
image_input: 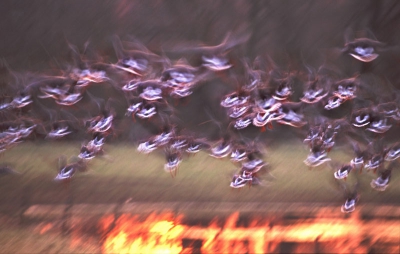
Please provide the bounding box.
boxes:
[2,0,400,71]
[1,1,400,253]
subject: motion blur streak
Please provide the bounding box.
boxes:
[100,212,400,253]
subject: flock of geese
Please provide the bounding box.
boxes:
[1,30,399,213]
